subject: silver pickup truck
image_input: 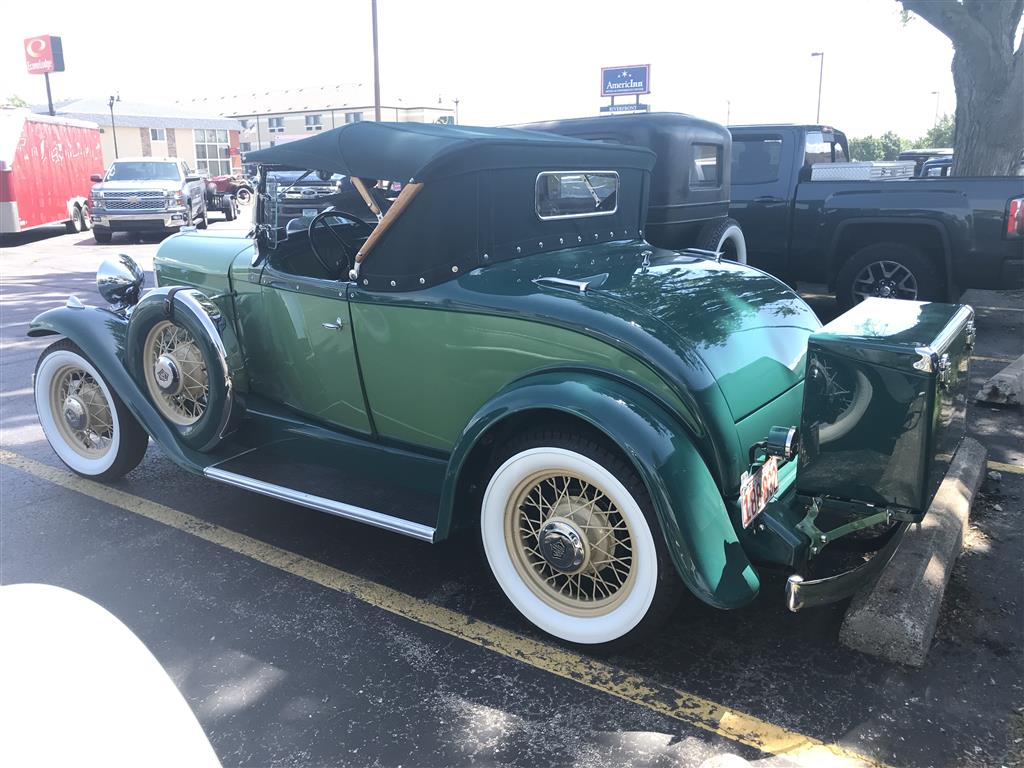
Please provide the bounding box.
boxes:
[88,158,207,243]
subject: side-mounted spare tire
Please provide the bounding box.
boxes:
[127,287,241,452]
[695,217,747,264]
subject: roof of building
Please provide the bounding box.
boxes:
[177,84,453,118]
[34,99,241,130]
[245,120,655,182]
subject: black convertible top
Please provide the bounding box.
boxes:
[245,121,655,181]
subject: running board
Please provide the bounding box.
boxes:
[203,467,437,542]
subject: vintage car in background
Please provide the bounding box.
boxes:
[521,113,746,264]
[202,173,255,222]
[29,122,974,646]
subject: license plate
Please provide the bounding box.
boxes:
[740,456,779,528]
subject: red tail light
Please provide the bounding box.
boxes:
[1009,197,1024,238]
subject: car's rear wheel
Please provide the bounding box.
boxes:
[235,187,252,206]
[34,339,148,481]
[480,430,681,647]
[836,242,943,310]
[696,217,747,264]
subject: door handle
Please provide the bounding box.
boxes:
[321,318,345,330]
[754,196,783,203]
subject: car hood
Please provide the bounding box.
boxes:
[588,252,821,421]
[96,179,182,192]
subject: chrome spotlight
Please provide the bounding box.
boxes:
[96,254,145,308]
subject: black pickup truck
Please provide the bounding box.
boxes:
[728,124,1024,308]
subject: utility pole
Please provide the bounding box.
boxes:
[811,52,824,123]
[726,99,731,125]
[108,94,120,159]
[931,90,940,125]
[371,0,381,122]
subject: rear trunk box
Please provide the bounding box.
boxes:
[796,298,974,520]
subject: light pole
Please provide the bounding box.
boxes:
[811,52,824,123]
[454,98,460,125]
[108,94,120,159]
[726,99,731,125]
[371,0,381,122]
[930,90,940,125]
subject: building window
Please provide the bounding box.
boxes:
[240,142,252,153]
[305,114,323,131]
[194,129,232,176]
[344,112,362,124]
[268,117,284,133]
[150,128,166,142]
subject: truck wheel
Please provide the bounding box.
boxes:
[93,228,113,244]
[696,218,746,264]
[65,205,84,234]
[223,198,236,222]
[837,242,943,310]
[480,429,682,648]
[197,204,209,230]
[34,339,148,481]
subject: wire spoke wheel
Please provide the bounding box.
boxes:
[48,364,114,458]
[143,320,209,426]
[852,259,919,302]
[505,469,637,617]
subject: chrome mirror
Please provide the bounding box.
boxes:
[96,254,145,308]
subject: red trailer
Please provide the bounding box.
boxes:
[0,109,103,235]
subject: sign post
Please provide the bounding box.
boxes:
[23,35,65,116]
[600,65,650,115]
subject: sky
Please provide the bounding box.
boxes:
[2,0,962,140]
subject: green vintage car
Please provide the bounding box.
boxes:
[29,122,975,646]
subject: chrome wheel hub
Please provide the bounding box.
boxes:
[538,518,588,574]
[153,354,181,394]
[62,395,88,431]
[853,260,918,302]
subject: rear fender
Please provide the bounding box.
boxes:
[28,303,207,473]
[439,371,760,610]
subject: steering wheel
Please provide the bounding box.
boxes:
[308,210,373,277]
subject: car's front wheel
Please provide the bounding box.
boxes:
[480,430,681,647]
[34,339,148,481]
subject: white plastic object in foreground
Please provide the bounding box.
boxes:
[0,583,221,768]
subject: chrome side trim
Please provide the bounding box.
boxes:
[533,276,591,292]
[203,467,437,542]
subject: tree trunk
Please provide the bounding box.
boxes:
[950,44,1024,176]
[902,0,1024,176]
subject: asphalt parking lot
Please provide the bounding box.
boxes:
[1,214,1021,768]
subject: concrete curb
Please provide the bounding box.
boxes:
[839,436,987,667]
[975,354,1023,406]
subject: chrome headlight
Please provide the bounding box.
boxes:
[96,254,145,308]
[91,190,104,203]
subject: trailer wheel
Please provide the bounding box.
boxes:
[836,242,943,310]
[80,205,92,231]
[65,205,84,234]
[696,218,746,264]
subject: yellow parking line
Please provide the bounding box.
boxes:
[971,354,1017,364]
[0,449,883,768]
[986,459,1024,475]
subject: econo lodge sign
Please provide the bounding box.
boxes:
[24,35,65,75]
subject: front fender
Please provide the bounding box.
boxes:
[440,371,759,610]
[28,304,207,474]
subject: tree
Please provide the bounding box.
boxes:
[879,131,903,160]
[2,95,29,108]
[849,135,884,160]
[900,0,1024,176]
[921,114,956,148]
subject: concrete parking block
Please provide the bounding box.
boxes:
[839,436,988,667]
[976,354,1023,406]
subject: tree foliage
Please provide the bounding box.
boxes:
[899,0,1024,176]
[1,95,29,108]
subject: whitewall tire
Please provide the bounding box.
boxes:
[481,438,677,646]
[34,340,148,481]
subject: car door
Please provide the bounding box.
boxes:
[728,132,795,278]
[255,266,372,434]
